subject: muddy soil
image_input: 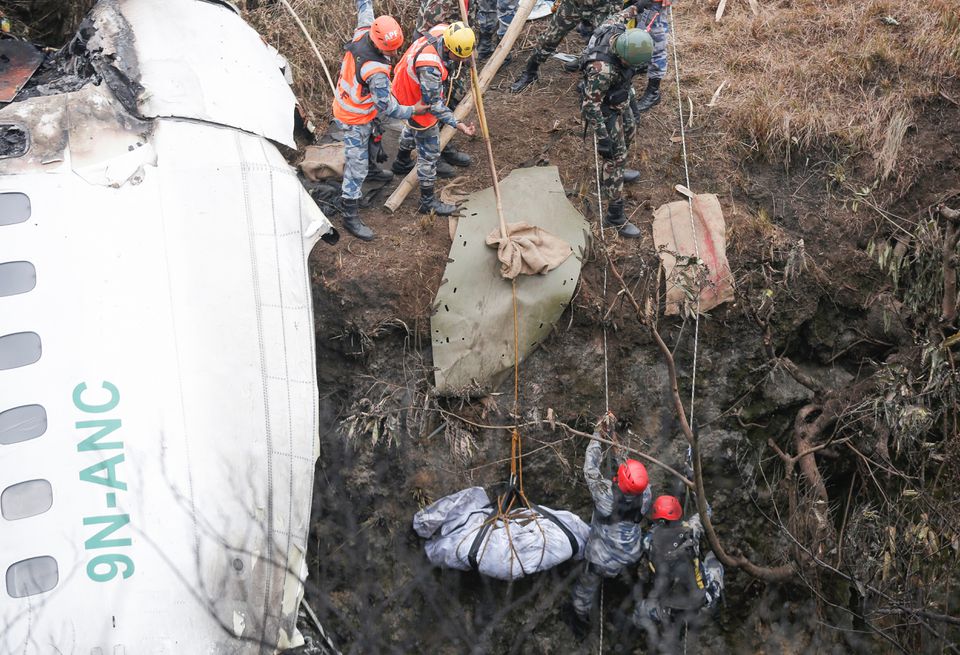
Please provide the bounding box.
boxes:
[303,33,960,655]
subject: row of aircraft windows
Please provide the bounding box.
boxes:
[0,192,58,600]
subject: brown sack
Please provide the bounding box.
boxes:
[485,222,573,280]
[652,193,735,315]
[299,143,345,181]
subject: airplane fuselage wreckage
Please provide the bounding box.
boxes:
[0,0,334,652]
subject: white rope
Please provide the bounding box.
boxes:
[598,579,604,654]
[667,5,701,427]
[593,133,610,655]
[593,134,610,415]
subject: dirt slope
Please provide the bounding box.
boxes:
[293,2,960,653]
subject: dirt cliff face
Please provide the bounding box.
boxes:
[300,67,960,651]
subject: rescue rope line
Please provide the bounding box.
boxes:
[592,131,612,655]
[599,580,604,655]
[667,5,701,428]
[593,134,611,415]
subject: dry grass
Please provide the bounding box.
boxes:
[678,0,960,174]
[245,0,959,192]
[0,0,95,43]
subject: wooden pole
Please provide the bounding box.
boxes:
[457,0,508,239]
[383,0,538,212]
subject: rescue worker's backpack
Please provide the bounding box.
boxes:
[595,485,647,525]
[647,522,707,611]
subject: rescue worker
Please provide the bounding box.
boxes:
[413,0,477,171]
[509,0,621,93]
[476,0,519,60]
[332,0,429,241]
[633,495,724,654]
[578,7,653,237]
[568,414,653,635]
[632,0,671,113]
[391,22,478,216]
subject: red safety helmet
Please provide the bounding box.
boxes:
[614,459,648,495]
[651,495,683,521]
[370,16,404,52]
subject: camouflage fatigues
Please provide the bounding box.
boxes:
[529,0,620,64]
[637,5,670,79]
[571,438,652,618]
[477,0,519,38]
[577,8,642,203]
[337,0,415,200]
[415,0,477,38]
[399,124,442,185]
[399,65,460,185]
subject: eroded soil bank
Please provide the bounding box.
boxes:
[299,77,960,652]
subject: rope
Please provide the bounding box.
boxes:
[593,134,611,415]
[598,580,604,654]
[667,5,701,427]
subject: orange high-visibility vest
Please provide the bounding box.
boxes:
[331,29,393,126]
[391,25,448,130]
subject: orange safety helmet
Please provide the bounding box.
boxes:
[651,495,683,521]
[370,15,404,52]
[614,459,648,495]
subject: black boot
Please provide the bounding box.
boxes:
[442,144,472,167]
[418,184,457,216]
[510,55,541,93]
[367,162,394,183]
[576,20,594,40]
[634,78,662,113]
[340,197,374,241]
[603,199,641,238]
[477,31,495,60]
[436,158,456,178]
[562,603,591,641]
[623,168,640,184]
[392,147,415,174]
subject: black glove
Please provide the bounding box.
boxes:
[370,119,388,163]
[596,135,614,158]
[632,0,657,13]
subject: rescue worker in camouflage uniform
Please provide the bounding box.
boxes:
[332,0,428,240]
[578,6,653,236]
[413,0,477,171]
[568,414,653,636]
[476,0,519,60]
[632,0,671,113]
[633,495,724,654]
[510,0,621,93]
[391,22,478,215]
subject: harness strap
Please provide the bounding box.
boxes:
[467,506,498,570]
[533,505,580,558]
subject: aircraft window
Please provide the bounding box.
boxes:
[5,556,58,598]
[0,405,46,445]
[0,332,41,370]
[0,261,36,297]
[0,192,30,226]
[1,479,52,520]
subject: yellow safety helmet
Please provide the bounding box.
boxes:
[443,21,476,58]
